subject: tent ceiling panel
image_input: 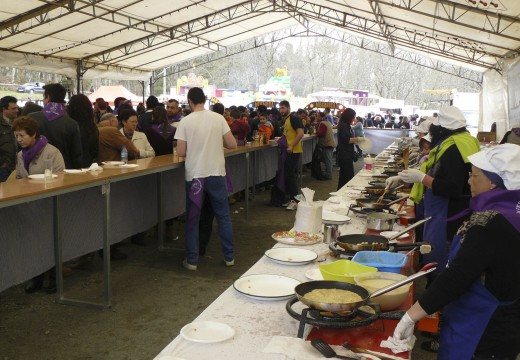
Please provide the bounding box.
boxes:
[0,0,518,80]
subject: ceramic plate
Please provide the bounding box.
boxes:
[180,321,235,343]
[121,164,139,168]
[64,169,85,174]
[305,268,324,281]
[379,231,409,239]
[102,161,125,166]
[358,137,373,152]
[264,248,317,265]
[233,274,300,300]
[328,196,342,204]
[28,174,58,180]
[322,213,351,224]
[271,231,323,245]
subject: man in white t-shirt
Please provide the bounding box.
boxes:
[175,87,237,270]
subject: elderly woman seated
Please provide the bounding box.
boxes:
[12,116,65,293]
[13,116,65,179]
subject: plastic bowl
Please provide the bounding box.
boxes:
[351,251,408,274]
[318,260,377,284]
[354,272,411,311]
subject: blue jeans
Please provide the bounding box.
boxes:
[185,176,234,264]
[321,147,333,179]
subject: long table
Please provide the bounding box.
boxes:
[0,136,319,307]
[154,155,412,359]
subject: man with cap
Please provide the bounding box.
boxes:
[387,143,520,360]
[395,106,480,283]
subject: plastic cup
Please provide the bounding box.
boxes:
[364,157,374,172]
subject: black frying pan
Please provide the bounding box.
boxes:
[295,263,437,313]
[355,195,407,211]
[336,217,431,252]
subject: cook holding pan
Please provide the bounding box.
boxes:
[387,107,480,284]
[387,144,520,360]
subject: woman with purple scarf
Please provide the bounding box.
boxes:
[389,143,520,360]
[13,116,65,294]
[13,116,64,179]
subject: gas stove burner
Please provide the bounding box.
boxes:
[285,296,381,338]
[328,241,355,259]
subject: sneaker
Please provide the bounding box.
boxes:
[281,200,291,207]
[420,338,439,353]
[224,259,235,267]
[182,259,197,271]
[285,200,298,211]
[294,194,305,202]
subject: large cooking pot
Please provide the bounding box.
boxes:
[336,217,431,252]
[294,263,437,313]
[366,212,399,231]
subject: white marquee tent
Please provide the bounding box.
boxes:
[1,0,519,135]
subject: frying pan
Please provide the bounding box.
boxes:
[336,217,432,252]
[355,195,408,211]
[368,180,387,187]
[295,263,437,313]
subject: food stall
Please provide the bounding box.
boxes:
[154,141,422,360]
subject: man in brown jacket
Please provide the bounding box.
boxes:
[315,111,336,180]
[97,114,139,162]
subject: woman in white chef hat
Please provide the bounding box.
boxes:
[386,143,520,360]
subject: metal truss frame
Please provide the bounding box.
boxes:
[0,0,514,77]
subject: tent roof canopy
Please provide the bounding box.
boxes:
[1,0,519,81]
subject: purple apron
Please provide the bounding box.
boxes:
[422,187,450,275]
[439,235,509,360]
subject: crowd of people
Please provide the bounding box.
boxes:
[3,87,520,359]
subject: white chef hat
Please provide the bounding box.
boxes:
[415,118,433,134]
[432,106,467,130]
[468,144,520,190]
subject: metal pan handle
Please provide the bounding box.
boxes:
[388,216,432,241]
[385,195,409,207]
[369,262,437,299]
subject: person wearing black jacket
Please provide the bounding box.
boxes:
[28,83,82,169]
[336,108,364,190]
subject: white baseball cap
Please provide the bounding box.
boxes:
[432,106,467,130]
[468,144,520,190]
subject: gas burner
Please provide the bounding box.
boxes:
[285,297,381,338]
[328,241,355,259]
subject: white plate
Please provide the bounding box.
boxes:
[64,169,86,174]
[271,231,323,246]
[28,174,58,180]
[358,137,373,152]
[379,231,409,239]
[102,161,125,166]
[264,248,317,265]
[180,321,235,343]
[328,196,342,204]
[305,268,324,281]
[322,213,351,224]
[233,274,300,300]
[121,164,139,168]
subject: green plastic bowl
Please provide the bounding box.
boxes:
[319,259,377,283]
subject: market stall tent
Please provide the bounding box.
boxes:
[87,85,143,106]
